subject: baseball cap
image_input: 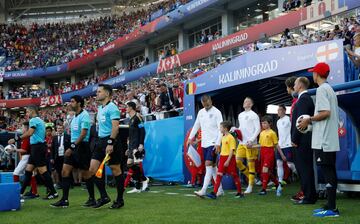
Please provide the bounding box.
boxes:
[308,62,330,78]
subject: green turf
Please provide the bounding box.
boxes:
[1,183,359,224]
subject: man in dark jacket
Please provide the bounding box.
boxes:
[291,77,317,205]
[52,123,70,187]
[159,83,174,111]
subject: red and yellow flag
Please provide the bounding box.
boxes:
[95,153,111,178]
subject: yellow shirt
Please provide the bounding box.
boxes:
[259,129,278,148]
[221,134,236,156]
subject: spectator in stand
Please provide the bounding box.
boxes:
[346,26,360,68]
[159,83,174,111]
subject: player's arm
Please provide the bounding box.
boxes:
[74,129,88,146]
[137,115,145,150]
[215,111,223,147]
[299,90,330,130]
[225,137,236,167]
[20,127,35,140]
[188,113,200,145]
[277,145,286,161]
[249,115,261,143]
[110,119,120,140]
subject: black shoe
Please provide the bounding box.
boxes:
[50,199,69,208]
[24,191,34,197]
[24,192,40,199]
[235,193,245,198]
[83,198,96,207]
[109,201,124,209]
[92,197,111,209]
[206,192,217,199]
[259,189,267,195]
[43,192,59,200]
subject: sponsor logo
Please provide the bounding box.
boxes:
[7,72,27,78]
[219,60,278,85]
[186,115,193,120]
[212,33,248,52]
[186,0,209,12]
[105,75,126,85]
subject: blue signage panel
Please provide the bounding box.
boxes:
[143,116,184,182]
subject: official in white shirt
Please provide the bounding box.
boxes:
[236,97,260,194]
[187,95,224,197]
[276,105,297,185]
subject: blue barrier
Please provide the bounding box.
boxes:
[0,172,13,183]
[143,116,184,182]
[0,183,20,211]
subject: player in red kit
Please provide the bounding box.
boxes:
[207,121,243,199]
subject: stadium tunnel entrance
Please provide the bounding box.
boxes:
[182,40,359,186]
[192,73,309,127]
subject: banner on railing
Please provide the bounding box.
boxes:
[40,95,63,107]
[0,98,41,108]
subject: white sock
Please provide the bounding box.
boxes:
[287,162,296,174]
[277,160,284,182]
[200,166,213,193]
[212,167,223,193]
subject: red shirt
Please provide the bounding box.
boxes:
[290,98,298,120]
[45,135,53,156]
[21,137,31,155]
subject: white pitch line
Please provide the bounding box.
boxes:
[165,192,179,195]
[184,194,196,197]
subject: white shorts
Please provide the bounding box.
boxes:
[13,155,30,176]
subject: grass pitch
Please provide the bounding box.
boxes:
[1,182,360,224]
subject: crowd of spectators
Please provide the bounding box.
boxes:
[0,86,52,100]
[0,0,190,72]
[2,10,360,130]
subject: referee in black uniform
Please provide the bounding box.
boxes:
[125,101,146,193]
[89,84,125,209]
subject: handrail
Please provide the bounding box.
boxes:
[308,80,360,95]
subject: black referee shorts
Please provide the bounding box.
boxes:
[28,143,47,167]
[314,149,336,166]
[92,137,121,165]
[64,142,91,170]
